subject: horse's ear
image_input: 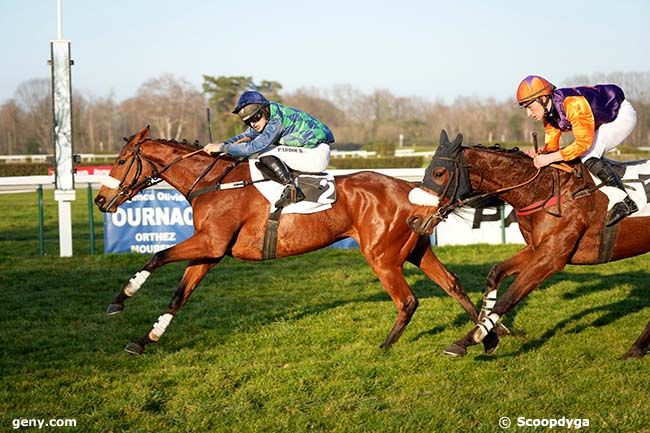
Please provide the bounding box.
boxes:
[439,129,450,146]
[131,125,151,143]
[452,133,463,148]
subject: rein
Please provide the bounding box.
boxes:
[427,153,543,225]
[186,156,266,201]
[118,144,204,198]
[105,142,218,210]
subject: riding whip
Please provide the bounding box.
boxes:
[206,107,213,143]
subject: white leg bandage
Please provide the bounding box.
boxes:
[149,313,174,341]
[481,290,497,314]
[125,270,150,297]
[474,313,501,342]
[101,176,121,190]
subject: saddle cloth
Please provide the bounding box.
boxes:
[249,159,336,214]
[590,158,650,217]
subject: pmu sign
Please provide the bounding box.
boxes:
[104,189,193,254]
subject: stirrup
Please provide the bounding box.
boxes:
[605,198,637,227]
[275,185,305,208]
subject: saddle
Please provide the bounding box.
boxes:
[589,157,650,210]
[249,159,337,260]
[250,160,336,213]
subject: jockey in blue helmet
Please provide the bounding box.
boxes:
[204,90,335,207]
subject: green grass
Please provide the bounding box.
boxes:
[1,191,649,432]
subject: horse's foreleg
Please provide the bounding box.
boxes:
[125,260,218,355]
[414,247,502,354]
[480,245,534,321]
[106,268,153,315]
[444,246,570,357]
[366,261,418,349]
[107,231,226,315]
[622,318,650,360]
[413,247,478,321]
[465,245,537,353]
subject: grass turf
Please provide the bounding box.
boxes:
[0,190,648,432]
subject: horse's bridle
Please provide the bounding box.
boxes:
[419,151,542,229]
[102,140,204,210]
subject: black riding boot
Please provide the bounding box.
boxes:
[258,155,305,208]
[584,157,638,226]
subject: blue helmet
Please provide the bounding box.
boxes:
[232,91,270,114]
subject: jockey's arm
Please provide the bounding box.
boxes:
[222,118,284,157]
[558,96,596,161]
[529,121,561,168]
[543,120,561,153]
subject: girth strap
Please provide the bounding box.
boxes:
[515,195,563,217]
[596,224,618,264]
[263,209,282,260]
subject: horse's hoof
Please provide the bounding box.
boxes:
[496,322,510,336]
[106,303,124,315]
[443,343,467,357]
[124,342,145,355]
[483,332,500,355]
[620,346,645,360]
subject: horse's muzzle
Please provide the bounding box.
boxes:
[94,195,110,213]
[406,214,439,235]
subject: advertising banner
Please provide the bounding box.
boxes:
[434,205,524,245]
[104,189,194,254]
[103,191,524,254]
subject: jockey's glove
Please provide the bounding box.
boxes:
[203,142,225,155]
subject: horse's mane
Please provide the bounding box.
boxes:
[154,137,203,151]
[464,143,530,159]
[124,133,202,151]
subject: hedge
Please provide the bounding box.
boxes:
[0,164,51,177]
[0,156,427,177]
[328,156,425,169]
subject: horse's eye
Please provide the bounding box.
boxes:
[434,171,444,178]
[118,159,126,165]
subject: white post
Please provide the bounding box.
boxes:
[51,0,75,257]
[399,133,404,148]
[56,0,62,40]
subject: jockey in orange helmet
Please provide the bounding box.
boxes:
[517,75,638,226]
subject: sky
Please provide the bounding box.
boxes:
[1,0,649,105]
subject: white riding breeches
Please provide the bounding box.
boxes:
[260,143,330,173]
[580,100,637,162]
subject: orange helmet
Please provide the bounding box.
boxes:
[516,75,555,106]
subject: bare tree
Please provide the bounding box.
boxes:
[14,78,52,153]
[124,74,206,141]
[0,99,22,154]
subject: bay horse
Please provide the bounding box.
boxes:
[94,126,489,355]
[407,130,650,359]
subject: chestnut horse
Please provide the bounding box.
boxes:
[407,130,650,359]
[94,126,486,354]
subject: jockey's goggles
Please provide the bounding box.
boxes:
[244,110,265,126]
[519,98,537,109]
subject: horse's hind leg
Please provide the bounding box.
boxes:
[125,260,218,355]
[621,318,650,360]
